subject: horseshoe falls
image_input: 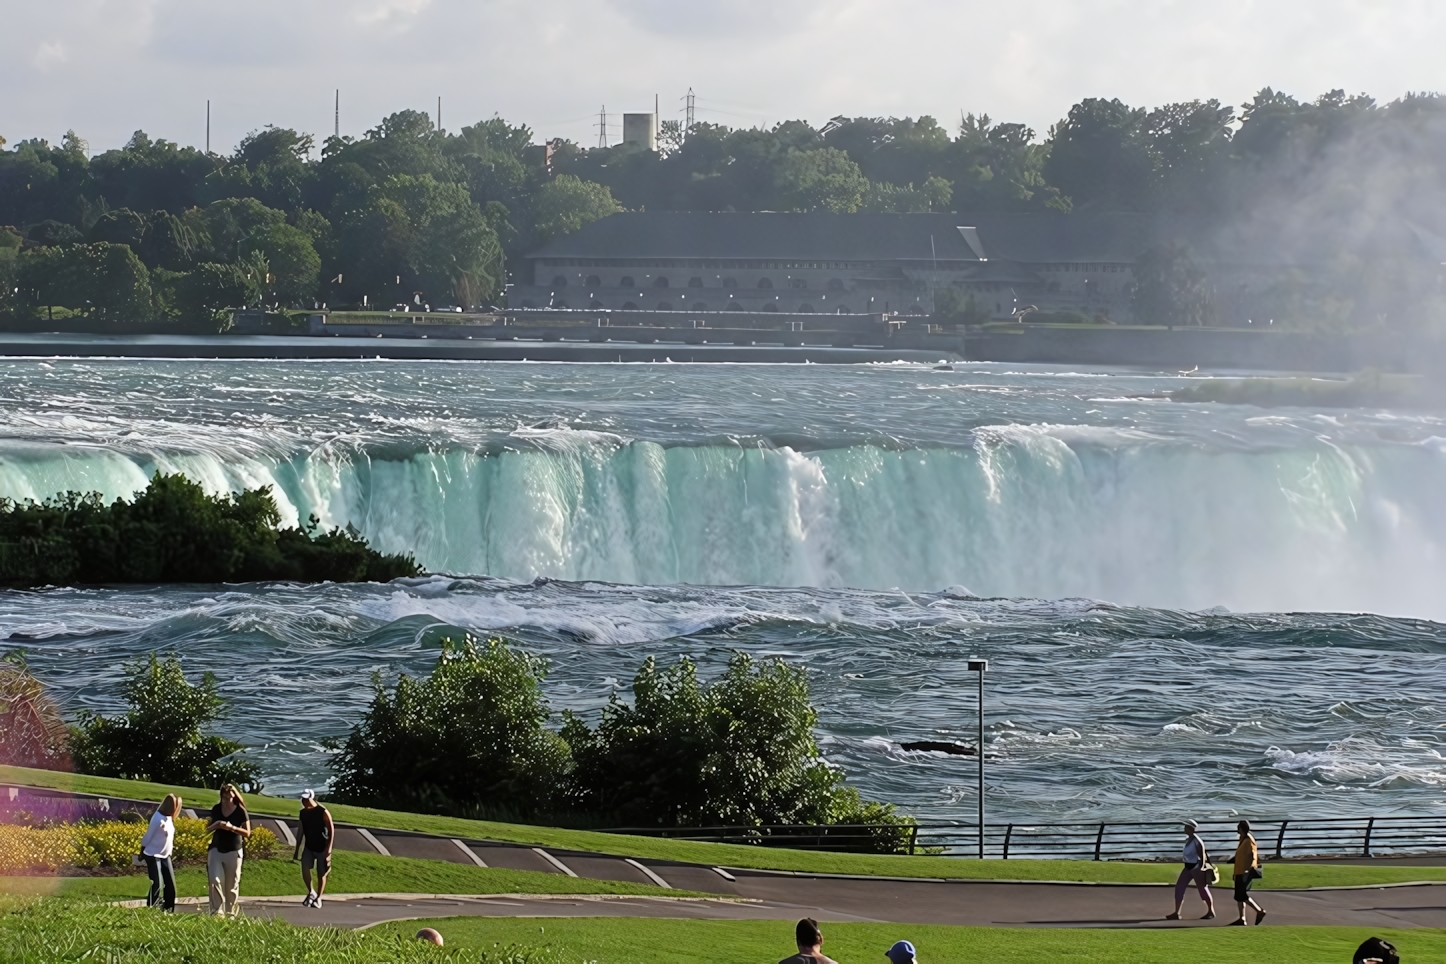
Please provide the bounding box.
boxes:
[5,358,1446,818]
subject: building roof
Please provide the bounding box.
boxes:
[527,212,1157,264]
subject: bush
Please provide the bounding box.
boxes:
[932,287,991,325]
[329,635,572,820]
[69,654,261,791]
[0,472,421,587]
[564,652,905,837]
[0,652,71,770]
[0,819,277,872]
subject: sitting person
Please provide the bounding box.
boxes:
[780,918,838,964]
[885,940,917,964]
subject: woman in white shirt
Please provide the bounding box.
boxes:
[141,794,181,911]
[1165,819,1215,920]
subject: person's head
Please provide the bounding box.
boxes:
[300,789,317,809]
[796,918,823,950]
[1183,819,1198,836]
[1238,819,1252,837]
[885,940,917,964]
[219,784,244,808]
[1353,936,1400,964]
[158,794,180,818]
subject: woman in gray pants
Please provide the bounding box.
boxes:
[205,784,251,916]
[1165,819,1215,920]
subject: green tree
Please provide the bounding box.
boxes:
[530,174,622,244]
[329,635,571,819]
[69,653,260,789]
[776,148,869,212]
[564,652,897,831]
[16,243,152,322]
[932,286,991,325]
[1043,98,1152,210]
[862,176,953,213]
[1131,242,1213,326]
[176,259,264,326]
[243,221,320,304]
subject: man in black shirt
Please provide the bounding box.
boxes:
[296,789,334,908]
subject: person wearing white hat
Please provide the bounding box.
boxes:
[1165,819,1215,921]
[297,790,334,908]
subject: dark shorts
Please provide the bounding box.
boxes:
[1233,872,1253,902]
[301,848,331,877]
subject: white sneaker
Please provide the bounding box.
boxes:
[313,897,323,908]
[302,892,315,907]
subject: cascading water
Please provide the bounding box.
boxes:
[3,358,1445,814]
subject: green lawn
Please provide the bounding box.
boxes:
[5,766,1443,889]
[376,917,1446,964]
[0,851,695,900]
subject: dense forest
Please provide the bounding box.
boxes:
[2,88,1446,330]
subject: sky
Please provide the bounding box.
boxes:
[3,0,1445,156]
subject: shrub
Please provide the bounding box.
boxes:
[0,819,275,872]
[0,652,70,770]
[69,654,261,791]
[0,472,422,587]
[564,652,904,837]
[329,635,572,820]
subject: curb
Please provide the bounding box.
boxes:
[110,892,758,910]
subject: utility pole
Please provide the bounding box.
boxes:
[437,96,442,131]
[335,89,340,138]
[968,658,989,859]
[597,105,608,148]
[206,100,210,154]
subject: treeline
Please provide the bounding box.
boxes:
[0,473,420,586]
[1,639,910,849]
[3,88,1446,329]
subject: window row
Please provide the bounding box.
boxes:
[549,275,849,291]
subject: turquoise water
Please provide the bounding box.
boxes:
[2,359,1444,821]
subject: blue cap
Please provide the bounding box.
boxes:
[885,941,916,964]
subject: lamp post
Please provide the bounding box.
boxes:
[967,657,988,858]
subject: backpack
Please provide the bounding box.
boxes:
[1353,937,1400,964]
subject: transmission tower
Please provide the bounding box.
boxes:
[596,105,608,148]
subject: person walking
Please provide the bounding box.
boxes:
[140,793,180,911]
[1230,820,1267,925]
[296,789,334,908]
[779,918,839,964]
[1165,819,1215,920]
[205,784,251,917]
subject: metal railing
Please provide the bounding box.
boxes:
[604,815,1446,861]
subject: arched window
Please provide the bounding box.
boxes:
[622,301,638,310]
[726,299,742,310]
[757,278,773,289]
[761,303,778,312]
[657,301,673,311]
[619,276,635,288]
[585,275,601,288]
[722,278,738,289]
[688,277,703,288]
[693,302,708,311]
[827,278,845,291]
[654,277,670,289]
[790,278,807,289]
[797,303,814,313]
[589,299,604,309]
[552,275,568,288]
[836,304,851,314]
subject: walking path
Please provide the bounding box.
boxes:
[16,785,1446,930]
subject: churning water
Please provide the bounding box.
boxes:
[2,359,1444,821]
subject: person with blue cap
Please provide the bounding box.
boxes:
[885,940,917,964]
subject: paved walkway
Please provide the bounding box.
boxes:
[176,873,1446,931]
[15,784,1446,931]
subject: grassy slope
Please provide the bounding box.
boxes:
[376,917,1446,964]
[6,767,1444,888]
[0,851,692,899]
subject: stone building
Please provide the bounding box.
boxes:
[511,212,1156,320]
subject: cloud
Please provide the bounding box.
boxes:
[1,0,1444,156]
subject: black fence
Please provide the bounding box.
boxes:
[603,815,1446,861]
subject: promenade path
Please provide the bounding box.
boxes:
[18,784,1445,931]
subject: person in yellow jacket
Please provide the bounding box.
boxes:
[1231,820,1267,925]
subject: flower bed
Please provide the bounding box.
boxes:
[0,818,277,873]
